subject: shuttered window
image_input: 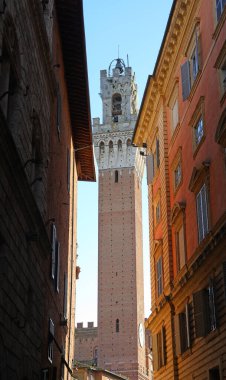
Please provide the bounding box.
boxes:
[176,224,186,271]
[185,303,191,349]
[146,154,154,185]
[152,333,159,371]
[196,184,209,243]
[181,60,191,101]
[63,273,68,320]
[208,280,217,331]
[48,318,54,363]
[156,138,160,168]
[172,98,179,132]
[181,28,201,100]
[223,262,226,300]
[51,224,57,280]
[193,285,217,338]
[152,327,166,371]
[161,326,166,366]
[55,242,60,293]
[67,148,70,193]
[156,256,163,297]
[56,84,61,136]
[174,304,191,355]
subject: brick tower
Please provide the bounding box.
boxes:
[93,59,148,380]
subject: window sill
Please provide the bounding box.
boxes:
[212,7,226,41]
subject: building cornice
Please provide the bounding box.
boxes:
[133,0,201,147]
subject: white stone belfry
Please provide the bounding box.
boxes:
[93,58,148,380]
[93,59,144,180]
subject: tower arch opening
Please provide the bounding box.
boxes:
[99,141,105,154]
[109,140,113,152]
[112,93,122,116]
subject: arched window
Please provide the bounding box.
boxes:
[99,141,105,154]
[112,93,122,116]
[109,140,113,152]
[127,139,132,147]
[116,319,119,333]
[118,140,122,150]
[115,170,118,183]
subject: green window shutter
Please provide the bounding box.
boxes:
[185,303,191,348]
[51,224,57,280]
[181,60,191,100]
[152,333,159,371]
[223,262,226,300]
[146,154,154,185]
[201,184,209,237]
[67,148,70,193]
[193,289,209,337]
[156,139,160,168]
[63,273,68,320]
[57,85,61,135]
[55,241,60,293]
[161,326,166,366]
[174,313,188,355]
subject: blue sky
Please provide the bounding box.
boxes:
[76,0,173,327]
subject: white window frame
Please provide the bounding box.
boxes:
[51,224,57,280]
[48,318,54,363]
[156,256,163,297]
[196,183,209,242]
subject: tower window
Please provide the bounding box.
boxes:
[127,139,132,147]
[115,170,118,183]
[109,140,113,152]
[112,93,122,116]
[116,319,119,332]
[99,141,105,154]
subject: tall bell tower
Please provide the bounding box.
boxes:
[93,58,147,380]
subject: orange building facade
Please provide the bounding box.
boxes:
[133,0,226,379]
